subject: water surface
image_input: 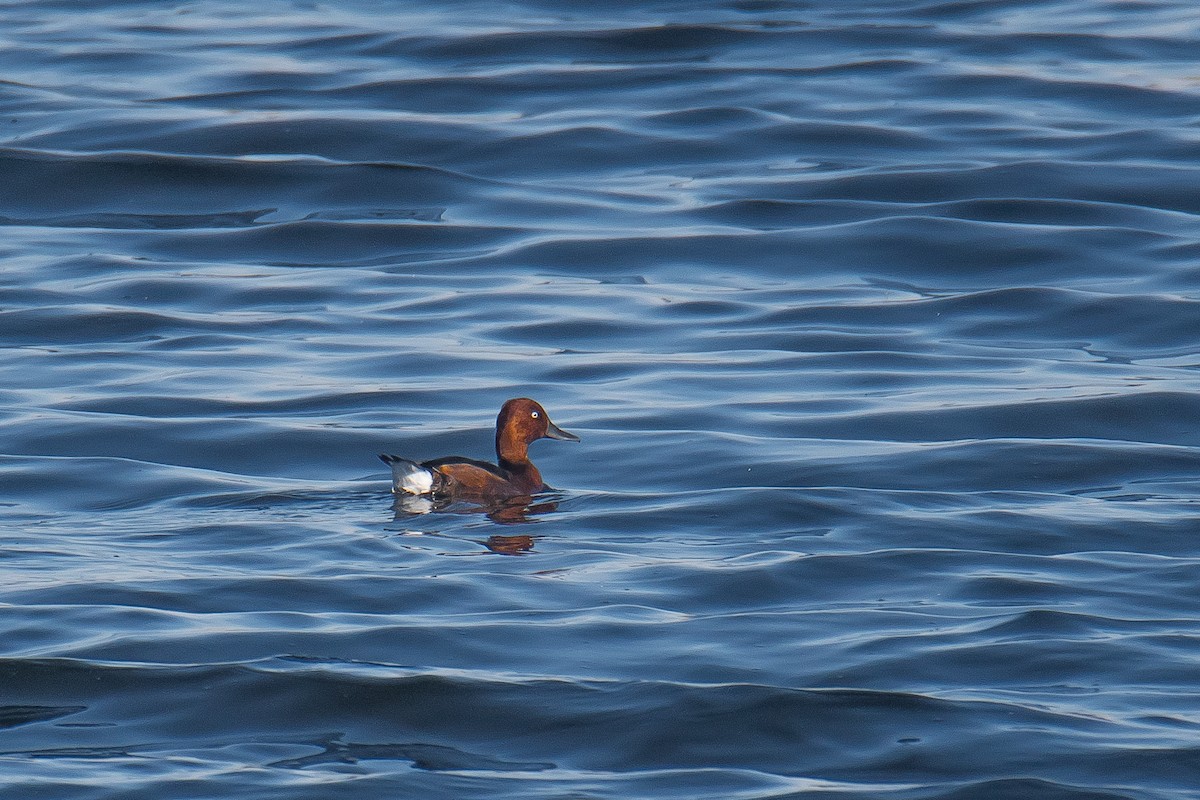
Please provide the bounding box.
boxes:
[3,1,1200,798]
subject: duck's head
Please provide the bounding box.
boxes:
[497,398,580,447]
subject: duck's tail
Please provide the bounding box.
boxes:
[379,454,437,495]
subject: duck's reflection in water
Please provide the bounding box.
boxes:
[483,533,536,554]
[391,494,561,554]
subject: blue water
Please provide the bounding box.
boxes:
[3,1,1200,797]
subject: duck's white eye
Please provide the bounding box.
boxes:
[531,411,540,419]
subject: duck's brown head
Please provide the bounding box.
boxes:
[495,398,579,463]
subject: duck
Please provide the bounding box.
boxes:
[380,398,579,502]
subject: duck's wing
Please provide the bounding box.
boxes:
[422,456,525,499]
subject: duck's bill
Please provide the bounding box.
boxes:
[544,420,580,442]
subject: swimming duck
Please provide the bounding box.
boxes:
[380,398,579,501]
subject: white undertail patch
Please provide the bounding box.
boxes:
[382,456,435,495]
